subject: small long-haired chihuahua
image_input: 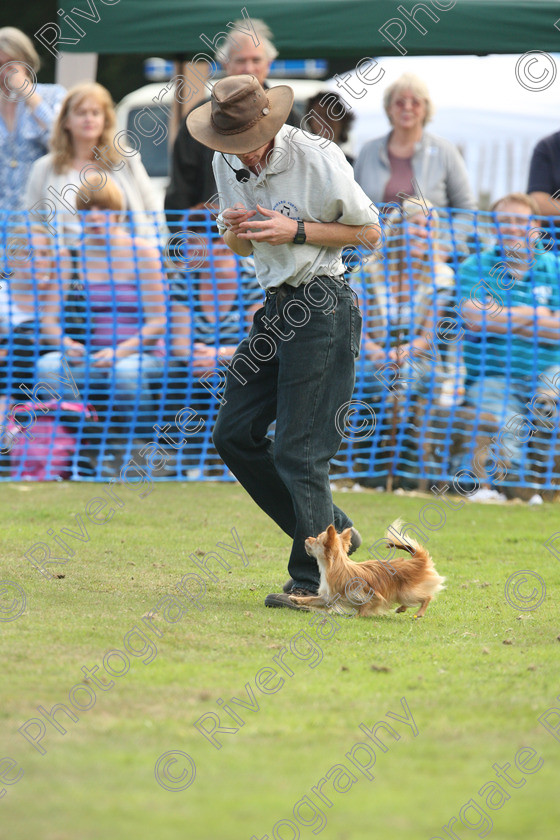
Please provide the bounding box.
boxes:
[290,519,445,618]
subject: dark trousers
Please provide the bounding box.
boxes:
[213,276,361,591]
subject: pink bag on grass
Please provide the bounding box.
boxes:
[7,400,97,481]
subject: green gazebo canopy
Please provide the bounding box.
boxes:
[55,0,560,63]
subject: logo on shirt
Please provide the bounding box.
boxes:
[534,285,554,305]
[273,200,299,217]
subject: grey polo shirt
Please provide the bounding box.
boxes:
[214,124,380,290]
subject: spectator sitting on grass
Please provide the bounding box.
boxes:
[456,192,560,493]
[362,200,455,388]
[162,215,262,456]
[37,179,166,440]
[0,225,56,431]
[352,200,456,478]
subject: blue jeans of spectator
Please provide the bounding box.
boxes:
[212,277,360,592]
[37,351,163,438]
[463,367,560,476]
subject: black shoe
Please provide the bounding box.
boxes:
[348,526,362,555]
[265,587,317,610]
[282,526,362,593]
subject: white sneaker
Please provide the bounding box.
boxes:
[468,487,506,503]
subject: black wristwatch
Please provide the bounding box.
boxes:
[293,219,306,244]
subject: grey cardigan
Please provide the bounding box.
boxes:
[354,131,477,211]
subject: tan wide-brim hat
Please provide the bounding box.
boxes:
[187,74,294,155]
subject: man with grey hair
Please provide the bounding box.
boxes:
[165,19,301,221]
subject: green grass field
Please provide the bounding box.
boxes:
[1,481,559,840]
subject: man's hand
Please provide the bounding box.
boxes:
[1,62,32,101]
[237,204,298,245]
[222,203,256,236]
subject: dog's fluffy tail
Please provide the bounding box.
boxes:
[384,519,445,592]
[385,518,429,559]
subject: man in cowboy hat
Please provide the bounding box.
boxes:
[187,74,381,609]
[165,18,301,223]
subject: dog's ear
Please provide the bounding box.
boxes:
[326,524,338,545]
[340,527,353,551]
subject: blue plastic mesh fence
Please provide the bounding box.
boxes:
[0,207,559,489]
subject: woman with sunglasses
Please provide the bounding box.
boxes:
[354,73,476,213]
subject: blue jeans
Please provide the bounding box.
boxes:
[213,277,361,591]
[37,351,163,437]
